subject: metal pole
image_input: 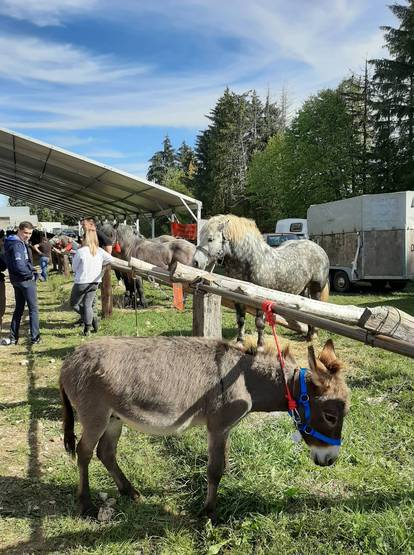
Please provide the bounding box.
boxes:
[151,216,155,238]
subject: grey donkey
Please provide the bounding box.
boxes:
[60,336,349,522]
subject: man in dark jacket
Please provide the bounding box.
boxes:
[4,221,40,345]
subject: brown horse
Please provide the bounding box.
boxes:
[60,336,349,521]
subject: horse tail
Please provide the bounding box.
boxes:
[60,381,76,458]
[320,282,330,303]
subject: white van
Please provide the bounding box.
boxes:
[275,218,308,238]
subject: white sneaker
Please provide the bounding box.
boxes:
[0,338,12,345]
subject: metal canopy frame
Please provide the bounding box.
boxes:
[0,128,202,223]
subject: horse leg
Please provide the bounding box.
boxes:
[235,304,246,345]
[76,411,111,517]
[135,276,148,308]
[96,416,140,501]
[202,430,229,523]
[306,283,323,341]
[255,309,265,350]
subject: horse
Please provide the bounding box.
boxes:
[100,224,195,308]
[192,215,330,344]
[60,335,349,521]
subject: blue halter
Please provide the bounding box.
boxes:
[290,368,341,447]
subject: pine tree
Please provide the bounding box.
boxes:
[370,1,414,190]
[338,67,374,195]
[147,135,176,186]
[194,88,284,215]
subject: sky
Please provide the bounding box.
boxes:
[0,0,397,207]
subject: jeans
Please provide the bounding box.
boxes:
[70,282,99,326]
[39,256,49,281]
[10,279,40,343]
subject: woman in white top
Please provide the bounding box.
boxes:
[70,229,112,336]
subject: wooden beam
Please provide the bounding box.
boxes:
[124,257,414,358]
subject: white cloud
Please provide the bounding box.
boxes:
[0,0,394,130]
[44,134,95,148]
[0,0,98,26]
[0,35,149,85]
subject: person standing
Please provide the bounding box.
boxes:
[3,221,40,345]
[32,236,51,281]
[70,229,112,336]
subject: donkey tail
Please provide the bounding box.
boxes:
[320,282,330,303]
[60,382,76,458]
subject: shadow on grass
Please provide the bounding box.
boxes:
[0,387,61,420]
[0,480,183,555]
[151,432,414,524]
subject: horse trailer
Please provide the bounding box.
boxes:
[307,192,414,292]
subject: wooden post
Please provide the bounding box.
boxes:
[101,266,113,318]
[192,289,222,339]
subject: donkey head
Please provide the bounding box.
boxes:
[289,339,350,467]
[193,220,231,269]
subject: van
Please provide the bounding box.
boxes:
[275,218,308,238]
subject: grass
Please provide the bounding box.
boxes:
[1,274,414,554]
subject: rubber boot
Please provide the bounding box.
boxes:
[92,315,99,333]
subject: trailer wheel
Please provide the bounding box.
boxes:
[388,280,408,291]
[332,270,351,293]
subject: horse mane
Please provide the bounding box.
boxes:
[207,215,262,243]
[239,336,281,357]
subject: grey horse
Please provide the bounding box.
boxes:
[192,215,330,343]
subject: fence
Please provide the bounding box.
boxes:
[108,256,414,359]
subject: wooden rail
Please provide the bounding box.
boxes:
[109,256,414,359]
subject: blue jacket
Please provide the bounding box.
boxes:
[4,235,36,283]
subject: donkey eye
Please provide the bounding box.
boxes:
[323,412,337,426]
[208,237,213,242]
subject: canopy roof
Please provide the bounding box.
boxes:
[0,127,202,221]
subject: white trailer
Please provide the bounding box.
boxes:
[307,192,414,292]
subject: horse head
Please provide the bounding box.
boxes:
[192,216,233,269]
[193,214,262,269]
[288,339,350,466]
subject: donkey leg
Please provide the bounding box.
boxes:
[202,430,229,523]
[235,304,246,345]
[255,309,265,350]
[96,416,140,501]
[76,416,110,517]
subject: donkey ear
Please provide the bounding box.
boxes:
[319,339,342,375]
[308,345,329,387]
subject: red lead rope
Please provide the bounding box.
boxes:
[262,301,297,412]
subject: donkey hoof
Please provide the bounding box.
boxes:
[199,506,218,525]
[120,485,141,502]
[80,503,99,519]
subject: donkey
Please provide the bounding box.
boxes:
[193,215,330,343]
[60,336,349,521]
[100,224,195,308]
